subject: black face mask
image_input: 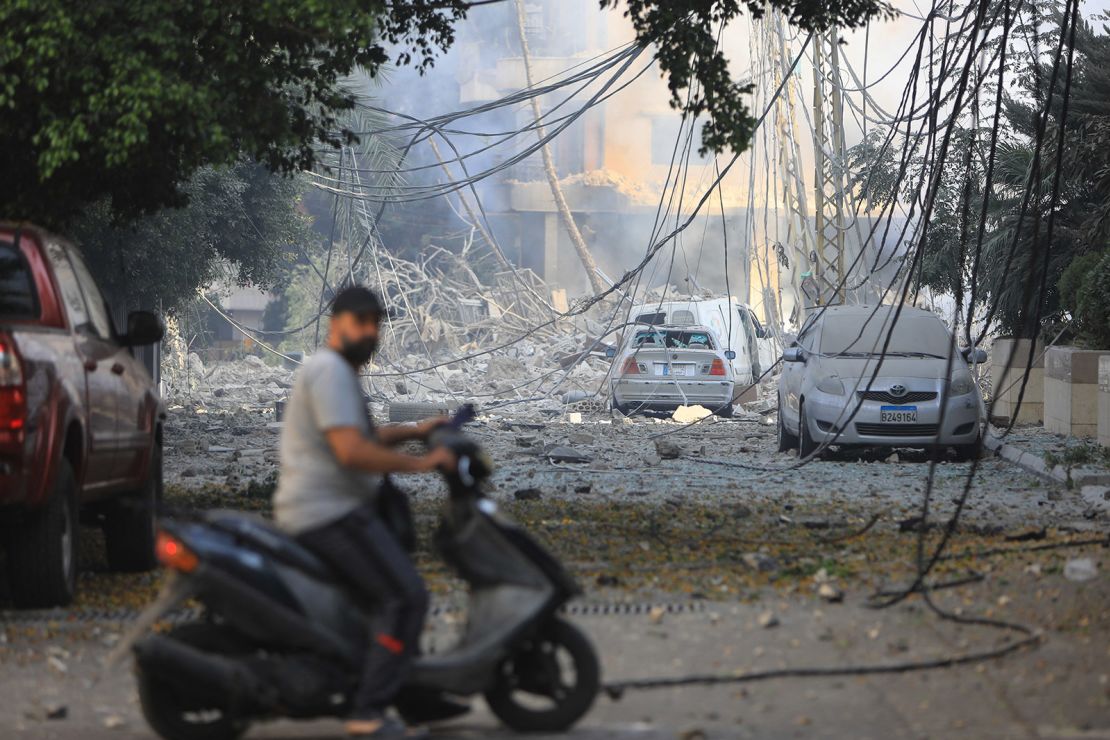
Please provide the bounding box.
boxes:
[339,336,378,366]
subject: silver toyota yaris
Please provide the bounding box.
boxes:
[776,304,987,460]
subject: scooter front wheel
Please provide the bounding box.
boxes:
[485,617,600,732]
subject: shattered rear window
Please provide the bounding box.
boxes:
[632,330,715,349]
[0,240,38,320]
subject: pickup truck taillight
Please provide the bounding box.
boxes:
[0,339,26,432]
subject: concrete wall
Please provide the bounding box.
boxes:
[1099,355,1110,448]
[990,338,1044,424]
[1044,346,1110,438]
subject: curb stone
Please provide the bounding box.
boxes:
[984,427,1110,487]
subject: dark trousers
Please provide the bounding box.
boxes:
[297,505,429,717]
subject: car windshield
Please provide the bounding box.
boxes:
[632,330,715,350]
[819,313,955,358]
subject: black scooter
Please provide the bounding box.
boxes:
[112,413,599,739]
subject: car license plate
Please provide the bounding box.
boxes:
[655,364,692,377]
[880,405,917,423]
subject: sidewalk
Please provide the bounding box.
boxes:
[3,560,1106,739]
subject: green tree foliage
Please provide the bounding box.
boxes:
[848,5,1110,338]
[1,0,892,229]
[0,0,467,225]
[1072,251,1110,347]
[67,161,310,313]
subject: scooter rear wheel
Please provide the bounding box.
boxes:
[137,623,251,740]
[485,617,600,732]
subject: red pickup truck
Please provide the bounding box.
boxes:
[1,223,165,607]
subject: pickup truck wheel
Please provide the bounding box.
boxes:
[104,443,162,572]
[6,459,79,608]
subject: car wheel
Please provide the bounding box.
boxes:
[776,397,798,452]
[610,399,630,417]
[953,436,981,462]
[798,401,819,459]
[104,442,162,572]
[6,459,79,607]
[715,402,734,418]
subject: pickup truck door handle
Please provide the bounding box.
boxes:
[84,360,98,372]
[111,362,125,375]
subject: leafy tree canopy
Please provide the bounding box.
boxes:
[0,0,466,226]
[1,0,891,228]
[68,160,310,313]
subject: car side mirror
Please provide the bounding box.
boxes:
[605,347,616,359]
[121,310,165,347]
[964,347,988,364]
[724,350,737,360]
[782,346,806,363]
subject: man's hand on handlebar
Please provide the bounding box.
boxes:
[424,446,457,473]
[415,416,451,440]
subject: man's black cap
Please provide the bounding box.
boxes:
[329,285,386,319]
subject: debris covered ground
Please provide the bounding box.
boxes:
[2,354,1107,737]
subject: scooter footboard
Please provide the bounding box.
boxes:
[133,634,263,706]
[410,583,553,695]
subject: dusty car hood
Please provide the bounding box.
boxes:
[813,356,961,382]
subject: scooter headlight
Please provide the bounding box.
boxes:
[948,371,975,397]
[815,375,846,396]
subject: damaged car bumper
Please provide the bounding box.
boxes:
[612,379,735,412]
[802,385,982,447]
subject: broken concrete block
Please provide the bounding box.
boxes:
[653,438,682,460]
[1064,557,1098,582]
[544,445,591,463]
[672,405,712,423]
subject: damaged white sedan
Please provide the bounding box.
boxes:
[608,324,736,417]
[776,305,987,459]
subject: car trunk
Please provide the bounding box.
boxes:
[626,347,727,378]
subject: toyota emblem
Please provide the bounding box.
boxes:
[889,384,907,397]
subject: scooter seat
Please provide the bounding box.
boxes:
[206,513,336,583]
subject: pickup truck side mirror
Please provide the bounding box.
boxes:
[724,350,737,360]
[782,346,806,363]
[604,347,617,359]
[121,310,165,347]
[963,347,988,364]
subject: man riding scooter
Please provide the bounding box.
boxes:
[273,285,454,738]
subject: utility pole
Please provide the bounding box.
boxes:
[811,28,850,306]
[767,15,817,327]
[513,0,606,296]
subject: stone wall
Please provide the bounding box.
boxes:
[990,338,1044,424]
[1044,346,1110,438]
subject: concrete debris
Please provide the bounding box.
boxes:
[1063,558,1098,582]
[545,445,591,463]
[567,431,595,446]
[672,405,713,423]
[513,488,543,501]
[653,438,683,460]
[102,716,126,729]
[741,552,779,573]
[757,610,780,629]
[817,582,844,603]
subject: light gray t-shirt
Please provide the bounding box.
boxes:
[273,348,380,534]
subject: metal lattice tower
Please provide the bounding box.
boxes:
[765,14,816,327]
[810,28,850,307]
[761,18,852,325]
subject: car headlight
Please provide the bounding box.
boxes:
[815,375,846,396]
[948,372,975,396]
